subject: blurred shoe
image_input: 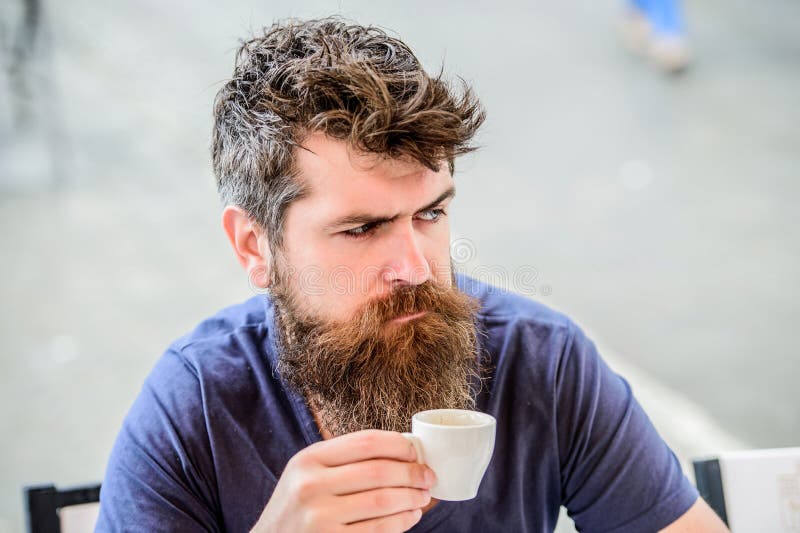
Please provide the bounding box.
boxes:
[649,33,691,73]
[622,0,691,73]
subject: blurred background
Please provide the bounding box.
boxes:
[1,0,798,531]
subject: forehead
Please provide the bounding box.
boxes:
[291,133,453,219]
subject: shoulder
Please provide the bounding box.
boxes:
[169,294,270,352]
[114,294,278,472]
[132,294,280,422]
[457,273,582,354]
[458,273,572,328]
[164,294,274,375]
[457,274,605,404]
[98,298,273,529]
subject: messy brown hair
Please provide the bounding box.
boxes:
[211,17,485,249]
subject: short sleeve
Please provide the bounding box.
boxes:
[96,350,222,532]
[556,324,698,532]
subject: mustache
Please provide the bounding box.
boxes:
[288,280,480,380]
[281,281,478,354]
[345,281,469,327]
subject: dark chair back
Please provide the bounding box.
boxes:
[25,484,101,533]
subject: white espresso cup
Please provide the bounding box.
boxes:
[402,409,496,501]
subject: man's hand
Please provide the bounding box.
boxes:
[250,430,437,533]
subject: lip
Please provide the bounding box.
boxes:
[391,311,428,324]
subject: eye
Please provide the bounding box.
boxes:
[415,208,446,222]
[342,221,384,239]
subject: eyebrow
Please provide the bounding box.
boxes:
[325,186,456,232]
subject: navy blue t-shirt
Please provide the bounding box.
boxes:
[97,275,698,532]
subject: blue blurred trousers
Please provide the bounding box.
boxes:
[629,0,687,36]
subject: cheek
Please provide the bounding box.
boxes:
[431,253,452,285]
[289,250,368,320]
[426,223,453,283]
[412,221,451,284]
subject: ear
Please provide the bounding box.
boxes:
[221,206,272,289]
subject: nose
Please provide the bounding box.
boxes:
[381,221,432,288]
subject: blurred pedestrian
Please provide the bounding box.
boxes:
[3,0,41,125]
[622,0,691,73]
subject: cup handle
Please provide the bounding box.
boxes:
[401,433,425,464]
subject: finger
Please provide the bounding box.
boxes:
[326,459,436,495]
[308,430,418,467]
[345,508,423,533]
[337,487,430,524]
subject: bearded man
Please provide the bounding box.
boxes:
[97,17,728,533]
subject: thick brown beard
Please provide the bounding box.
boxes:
[272,276,483,437]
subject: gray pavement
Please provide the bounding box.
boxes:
[1,0,798,531]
